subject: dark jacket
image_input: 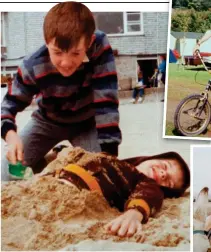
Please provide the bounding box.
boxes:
[47,148,189,224]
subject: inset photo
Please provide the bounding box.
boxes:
[192,145,211,251]
[163,0,211,140]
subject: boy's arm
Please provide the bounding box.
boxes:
[124,176,164,223]
[193,30,211,54]
[105,175,163,237]
[197,31,211,46]
[91,33,122,156]
[1,62,38,139]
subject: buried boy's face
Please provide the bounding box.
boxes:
[47,36,88,77]
[136,159,184,189]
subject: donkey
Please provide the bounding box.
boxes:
[193,187,210,252]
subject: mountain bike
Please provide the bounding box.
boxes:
[174,50,211,137]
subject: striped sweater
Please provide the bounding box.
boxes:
[1,30,122,148]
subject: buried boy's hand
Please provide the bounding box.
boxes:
[105,209,143,237]
[5,130,24,164]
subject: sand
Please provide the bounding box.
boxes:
[1,148,190,251]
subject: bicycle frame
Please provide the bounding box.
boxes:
[206,80,211,92]
[195,50,211,93]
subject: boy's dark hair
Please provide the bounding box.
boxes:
[151,152,190,198]
[158,152,190,198]
[43,1,96,51]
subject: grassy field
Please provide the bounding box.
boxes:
[165,63,211,137]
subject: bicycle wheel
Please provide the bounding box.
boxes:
[174,94,211,136]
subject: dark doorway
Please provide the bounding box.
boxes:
[137,59,157,87]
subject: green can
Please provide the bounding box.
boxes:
[8,161,33,180]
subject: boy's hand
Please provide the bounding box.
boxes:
[5,130,24,164]
[193,44,200,55]
[105,209,143,237]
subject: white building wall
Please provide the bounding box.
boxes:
[6,12,26,59]
[170,34,176,50]
[3,11,168,62]
[108,12,168,55]
[24,12,46,55]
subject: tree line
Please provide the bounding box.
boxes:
[172,0,211,11]
[171,8,211,32]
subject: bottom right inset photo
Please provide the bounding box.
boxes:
[192,145,211,252]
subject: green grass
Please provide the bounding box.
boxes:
[168,63,208,81]
[165,122,176,136]
[167,63,210,101]
[166,63,211,136]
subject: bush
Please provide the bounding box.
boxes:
[171,9,211,33]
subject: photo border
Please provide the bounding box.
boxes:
[190,144,211,252]
[162,0,211,142]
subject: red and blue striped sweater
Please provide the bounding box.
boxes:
[1,30,122,151]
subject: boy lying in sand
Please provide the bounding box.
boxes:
[36,146,190,238]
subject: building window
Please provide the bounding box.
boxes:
[125,12,142,33]
[93,12,143,36]
[1,12,6,46]
[6,66,17,71]
[1,66,17,78]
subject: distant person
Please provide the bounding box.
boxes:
[193,30,211,67]
[148,68,158,87]
[117,26,123,33]
[157,55,166,102]
[193,30,211,53]
[158,55,166,86]
[131,66,145,104]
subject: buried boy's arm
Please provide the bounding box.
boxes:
[105,209,143,237]
[105,175,164,237]
[125,175,164,222]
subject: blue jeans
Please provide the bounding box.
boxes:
[132,88,144,99]
[1,116,101,181]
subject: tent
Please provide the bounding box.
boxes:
[169,49,180,63]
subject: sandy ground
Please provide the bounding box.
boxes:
[1,179,190,251]
[0,88,199,251]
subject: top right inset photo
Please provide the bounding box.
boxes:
[163,0,211,140]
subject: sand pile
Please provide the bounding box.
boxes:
[1,147,190,251]
[1,176,120,251]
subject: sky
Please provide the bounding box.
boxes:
[193,146,211,200]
